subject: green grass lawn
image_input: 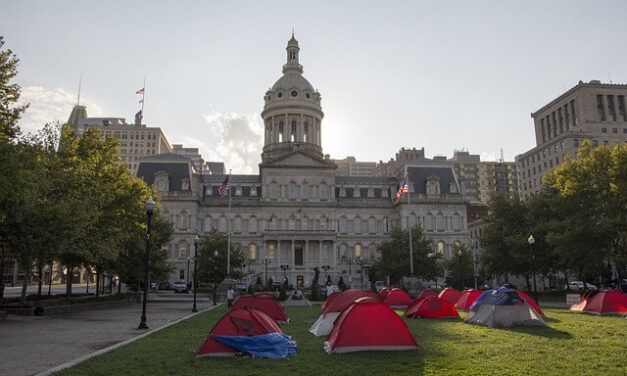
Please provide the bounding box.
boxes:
[54,306,626,376]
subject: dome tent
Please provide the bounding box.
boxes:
[438,287,461,305]
[570,290,598,312]
[309,289,379,337]
[231,295,290,323]
[324,301,419,354]
[378,287,391,301]
[417,289,438,300]
[383,288,412,308]
[515,290,544,316]
[197,308,282,358]
[581,290,627,315]
[454,289,483,312]
[404,295,459,319]
[464,287,546,328]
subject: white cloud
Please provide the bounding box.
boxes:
[480,151,499,162]
[17,86,103,134]
[199,111,263,174]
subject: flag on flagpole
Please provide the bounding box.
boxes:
[218,176,230,197]
[136,88,145,94]
[395,177,409,204]
[138,99,144,103]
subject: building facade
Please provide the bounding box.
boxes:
[517,80,627,200]
[137,36,471,288]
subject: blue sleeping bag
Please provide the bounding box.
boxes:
[211,333,297,359]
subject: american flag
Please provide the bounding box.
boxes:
[136,88,145,94]
[395,178,409,204]
[218,176,229,197]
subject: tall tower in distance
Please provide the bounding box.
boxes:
[261,34,325,163]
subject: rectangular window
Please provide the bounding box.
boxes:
[593,139,598,146]
[597,95,606,121]
[602,127,607,133]
[570,99,577,125]
[179,270,185,280]
[546,116,552,138]
[612,128,617,134]
[608,95,616,121]
[564,103,570,129]
[574,139,579,147]
[558,108,563,133]
[541,119,546,142]
[618,96,626,121]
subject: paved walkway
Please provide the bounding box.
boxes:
[0,301,215,376]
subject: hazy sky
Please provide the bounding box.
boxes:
[3,1,626,173]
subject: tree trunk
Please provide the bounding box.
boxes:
[0,244,6,306]
[48,260,53,296]
[66,262,73,302]
[37,262,43,299]
[117,279,122,295]
[20,274,28,306]
[95,270,101,299]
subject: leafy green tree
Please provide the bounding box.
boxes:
[370,225,437,285]
[197,230,245,285]
[443,243,474,290]
[0,36,28,140]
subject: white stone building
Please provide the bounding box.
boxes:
[137,35,471,288]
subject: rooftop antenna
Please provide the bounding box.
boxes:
[76,76,82,106]
[608,72,612,84]
[292,27,295,37]
[499,148,504,163]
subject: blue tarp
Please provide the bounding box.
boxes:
[470,287,525,311]
[211,333,297,359]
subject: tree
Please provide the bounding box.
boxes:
[197,230,245,285]
[443,243,474,290]
[0,36,28,140]
[370,225,436,285]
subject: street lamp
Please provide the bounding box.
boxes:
[186,256,191,291]
[322,265,330,282]
[138,196,156,330]
[192,235,200,313]
[528,234,537,302]
[457,249,463,290]
[359,258,369,290]
[280,265,290,287]
[347,257,353,289]
[213,250,219,305]
[263,257,270,290]
[471,242,478,290]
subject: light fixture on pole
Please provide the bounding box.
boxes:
[213,250,219,305]
[192,235,200,313]
[264,257,270,290]
[138,196,156,330]
[457,249,463,290]
[472,242,478,290]
[528,234,537,302]
[186,256,191,291]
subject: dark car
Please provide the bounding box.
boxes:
[158,281,171,290]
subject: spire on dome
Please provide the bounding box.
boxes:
[283,33,303,74]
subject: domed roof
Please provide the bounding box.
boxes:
[271,72,314,92]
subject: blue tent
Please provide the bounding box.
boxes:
[465,287,546,328]
[211,333,297,359]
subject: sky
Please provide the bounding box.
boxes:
[2,1,626,173]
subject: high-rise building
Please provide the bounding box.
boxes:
[478,161,520,203]
[333,156,377,176]
[517,80,627,200]
[171,144,204,173]
[67,106,173,174]
[450,150,481,203]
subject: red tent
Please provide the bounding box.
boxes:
[404,296,459,319]
[404,296,427,316]
[417,289,438,300]
[582,290,627,315]
[570,290,598,312]
[231,295,290,323]
[438,288,461,305]
[197,308,281,357]
[256,292,274,299]
[383,288,412,308]
[454,289,483,312]
[321,290,342,311]
[322,289,380,315]
[324,301,419,354]
[378,287,391,301]
[516,290,544,316]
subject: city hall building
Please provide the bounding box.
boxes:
[137,36,471,288]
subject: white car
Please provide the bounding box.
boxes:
[171,281,188,293]
[565,281,597,291]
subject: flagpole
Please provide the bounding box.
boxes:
[141,75,146,119]
[227,169,232,277]
[407,168,414,277]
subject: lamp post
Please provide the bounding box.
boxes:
[359,258,369,290]
[264,257,270,290]
[186,256,191,291]
[322,265,330,282]
[138,196,155,330]
[472,242,478,290]
[347,257,353,288]
[457,249,463,290]
[192,235,200,313]
[528,234,537,302]
[213,250,218,305]
[280,265,290,287]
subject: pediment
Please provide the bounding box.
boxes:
[262,151,335,169]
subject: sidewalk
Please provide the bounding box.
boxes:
[0,301,215,376]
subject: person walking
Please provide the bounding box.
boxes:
[227,287,235,308]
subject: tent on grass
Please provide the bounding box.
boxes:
[383,288,412,308]
[404,295,459,319]
[416,289,438,300]
[454,289,483,312]
[256,292,274,299]
[378,287,391,301]
[324,301,419,354]
[464,287,546,328]
[516,290,544,316]
[581,290,627,315]
[310,289,379,337]
[570,290,598,312]
[321,291,340,311]
[438,288,461,305]
[197,308,282,358]
[231,295,290,323]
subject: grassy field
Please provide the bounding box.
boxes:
[54,305,626,376]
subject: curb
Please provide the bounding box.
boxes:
[36,303,223,376]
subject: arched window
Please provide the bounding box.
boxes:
[234,216,242,233]
[355,244,362,259]
[354,217,361,234]
[249,244,257,261]
[270,181,278,199]
[368,217,376,234]
[437,241,445,255]
[289,182,297,200]
[452,213,461,231]
[267,243,276,259]
[179,211,188,230]
[368,244,377,260]
[425,214,434,231]
[340,244,348,260]
[436,213,445,231]
[219,216,227,232]
[339,216,347,233]
[179,241,188,258]
[203,216,212,232]
[320,182,328,200]
[249,216,258,233]
[301,182,309,199]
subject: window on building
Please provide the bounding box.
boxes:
[270,182,278,199]
[345,188,354,198]
[597,95,606,121]
[291,120,296,142]
[268,243,275,259]
[278,121,284,142]
[289,182,297,199]
[320,182,328,200]
[612,128,618,134]
[360,188,368,198]
[574,139,579,147]
[355,244,361,259]
[602,127,607,133]
[593,139,598,146]
[250,244,257,261]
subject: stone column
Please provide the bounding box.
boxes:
[305,240,309,266]
[332,240,337,269]
[291,239,295,268]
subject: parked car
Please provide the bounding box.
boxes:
[158,281,171,290]
[171,281,188,293]
[236,280,248,292]
[564,281,597,291]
